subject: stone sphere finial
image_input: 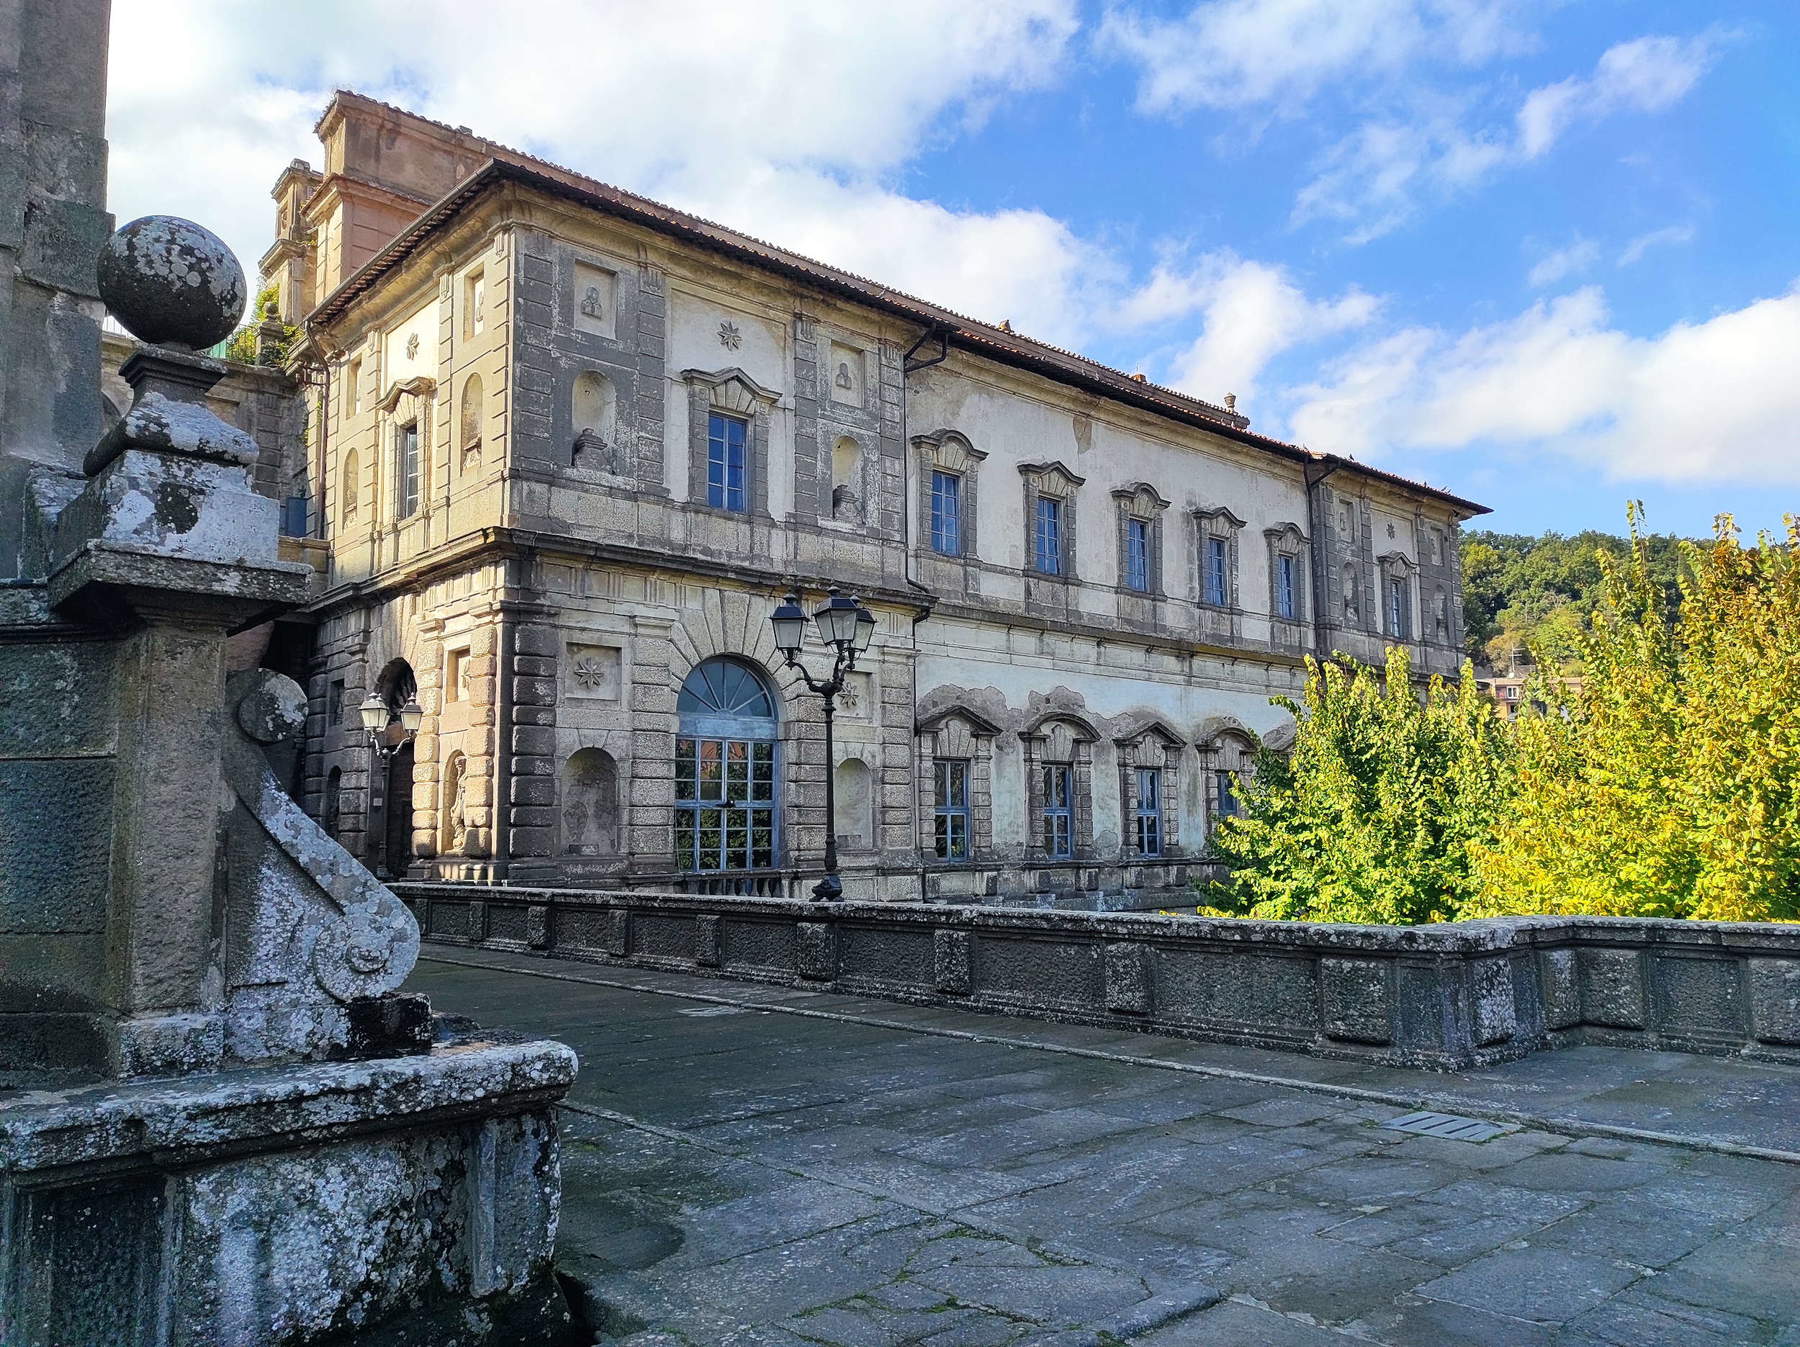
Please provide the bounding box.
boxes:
[97,215,246,351]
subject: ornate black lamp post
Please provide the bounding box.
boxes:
[358,690,423,760]
[770,587,876,900]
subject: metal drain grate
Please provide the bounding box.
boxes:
[1381,1110,1507,1143]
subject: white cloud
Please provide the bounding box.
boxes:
[1518,34,1716,158]
[1116,254,1378,406]
[1526,237,1600,288]
[1101,0,1529,116]
[1618,224,1696,267]
[1287,283,1800,485]
[1294,33,1718,242]
[105,0,1080,326]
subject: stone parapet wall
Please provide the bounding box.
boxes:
[398,884,1800,1072]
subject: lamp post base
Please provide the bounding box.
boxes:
[810,875,843,902]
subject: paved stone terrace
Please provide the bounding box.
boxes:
[415,949,1800,1346]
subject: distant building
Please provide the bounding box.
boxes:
[231,91,1488,906]
[1479,648,1580,720]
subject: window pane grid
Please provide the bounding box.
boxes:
[676,735,775,870]
[707,412,748,512]
[1041,763,1073,859]
[1204,536,1227,606]
[1034,497,1062,575]
[1126,518,1150,591]
[930,471,962,555]
[1277,555,1296,619]
[1134,766,1162,857]
[397,424,420,519]
[933,758,970,860]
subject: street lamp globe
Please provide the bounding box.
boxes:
[769,591,808,658]
[813,588,862,649]
[358,691,389,734]
[851,601,877,653]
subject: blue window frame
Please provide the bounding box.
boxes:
[1134,766,1163,857]
[674,658,779,872]
[1276,554,1298,619]
[933,759,970,860]
[1041,763,1074,858]
[1215,769,1241,823]
[1125,518,1150,592]
[930,470,962,555]
[1386,577,1407,638]
[1034,496,1063,575]
[1204,536,1228,606]
[707,412,748,512]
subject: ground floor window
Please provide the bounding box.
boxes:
[1214,768,1242,821]
[933,759,970,860]
[1041,762,1074,859]
[674,736,775,871]
[1134,766,1163,856]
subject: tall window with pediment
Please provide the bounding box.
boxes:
[684,368,778,516]
[914,430,986,562]
[1193,507,1244,609]
[1265,523,1309,626]
[1380,554,1416,640]
[1021,715,1097,862]
[1113,484,1168,597]
[916,706,997,862]
[1020,462,1084,581]
[395,421,420,520]
[1117,722,1183,858]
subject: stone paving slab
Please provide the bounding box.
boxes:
[413,951,1800,1345]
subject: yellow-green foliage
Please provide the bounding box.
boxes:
[1470,512,1800,921]
[1202,646,1513,925]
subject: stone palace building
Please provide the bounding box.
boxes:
[242,91,1484,906]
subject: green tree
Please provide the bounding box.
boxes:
[1472,512,1800,921]
[1200,646,1513,924]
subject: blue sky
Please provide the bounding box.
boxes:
[107,1,1800,538]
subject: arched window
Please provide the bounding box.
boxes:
[571,370,617,470]
[459,374,484,468]
[675,657,779,872]
[833,758,873,851]
[341,449,360,523]
[831,436,863,520]
[562,748,620,855]
[371,659,418,877]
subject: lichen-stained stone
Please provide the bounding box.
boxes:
[526,905,550,950]
[1541,948,1581,1029]
[467,900,487,943]
[97,215,245,350]
[1472,956,1516,1046]
[1104,941,1153,1015]
[1321,957,1393,1045]
[1651,954,1745,1038]
[696,913,722,967]
[797,922,837,981]
[1750,959,1800,1045]
[606,907,629,956]
[934,928,972,995]
[1579,948,1646,1029]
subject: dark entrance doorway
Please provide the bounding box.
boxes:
[369,658,419,878]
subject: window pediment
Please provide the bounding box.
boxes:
[1192,504,1246,532]
[916,705,1001,739]
[1018,460,1085,495]
[1265,521,1308,550]
[682,366,782,414]
[1112,482,1169,516]
[377,375,436,414]
[1194,714,1257,751]
[913,428,987,474]
[1378,550,1417,576]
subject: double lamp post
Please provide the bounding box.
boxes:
[769,587,875,901]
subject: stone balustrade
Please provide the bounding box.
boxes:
[396,884,1800,1071]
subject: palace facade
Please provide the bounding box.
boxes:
[262,92,1485,906]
